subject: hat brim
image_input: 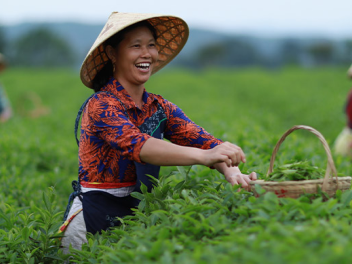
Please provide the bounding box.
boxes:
[80,12,189,88]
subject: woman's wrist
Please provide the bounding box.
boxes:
[213,162,240,175]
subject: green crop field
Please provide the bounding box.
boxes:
[1,67,352,263]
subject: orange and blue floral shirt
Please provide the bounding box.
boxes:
[79,77,223,189]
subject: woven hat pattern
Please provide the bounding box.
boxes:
[80,13,189,88]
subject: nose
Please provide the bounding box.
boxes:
[141,46,151,58]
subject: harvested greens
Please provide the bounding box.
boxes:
[264,161,324,182]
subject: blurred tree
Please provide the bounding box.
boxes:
[280,39,302,66]
[195,43,226,67]
[12,27,75,67]
[343,40,352,64]
[307,42,335,66]
[224,39,262,67]
[195,38,261,68]
[0,26,6,53]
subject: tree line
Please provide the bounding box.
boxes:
[1,25,352,69]
[173,38,352,69]
[0,26,74,67]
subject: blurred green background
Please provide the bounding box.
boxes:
[1,66,351,209]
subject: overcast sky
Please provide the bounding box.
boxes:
[2,0,352,38]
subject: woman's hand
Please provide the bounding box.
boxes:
[224,171,257,190]
[202,141,246,168]
[213,162,257,191]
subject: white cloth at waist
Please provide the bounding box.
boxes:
[81,185,135,197]
[66,185,135,220]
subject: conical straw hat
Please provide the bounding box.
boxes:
[80,12,189,88]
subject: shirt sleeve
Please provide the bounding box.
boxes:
[162,99,223,149]
[85,94,151,163]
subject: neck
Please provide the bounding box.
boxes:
[118,80,145,108]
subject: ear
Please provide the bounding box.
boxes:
[106,45,116,63]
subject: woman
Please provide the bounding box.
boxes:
[60,12,256,253]
[0,53,12,123]
[334,64,352,157]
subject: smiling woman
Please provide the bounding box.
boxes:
[105,23,159,106]
[60,11,256,254]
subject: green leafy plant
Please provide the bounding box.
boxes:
[264,161,324,181]
[0,188,65,263]
[1,67,352,263]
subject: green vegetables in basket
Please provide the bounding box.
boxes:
[264,161,324,182]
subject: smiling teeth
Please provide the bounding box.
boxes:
[136,63,150,68]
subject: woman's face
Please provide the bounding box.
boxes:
[111,26,158,88]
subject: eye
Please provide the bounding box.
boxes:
[132,44,140,48]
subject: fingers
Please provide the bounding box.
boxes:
[240,172,257,191]
[220,142,246,167]
[226,173,247,187]
[249,172,257,180]
[226,175,238,186]
[232,176,250,192]
[223,156,232,167]
[226,172,257,191]
[205,142,247,168]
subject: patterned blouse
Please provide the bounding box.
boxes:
[79,77,223,188]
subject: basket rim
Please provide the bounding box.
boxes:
[266,125,340,191]
[249,176,352,186]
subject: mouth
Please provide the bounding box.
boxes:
[135,62,151,71]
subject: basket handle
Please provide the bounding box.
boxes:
[267,125,338,192]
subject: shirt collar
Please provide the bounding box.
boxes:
[101,77,156,110]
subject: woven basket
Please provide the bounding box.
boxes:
[249,125,351,198]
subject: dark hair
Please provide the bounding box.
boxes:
[92,21,157,92]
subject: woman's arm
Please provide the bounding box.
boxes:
[140,137,256,188]
[140,137,246,168]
